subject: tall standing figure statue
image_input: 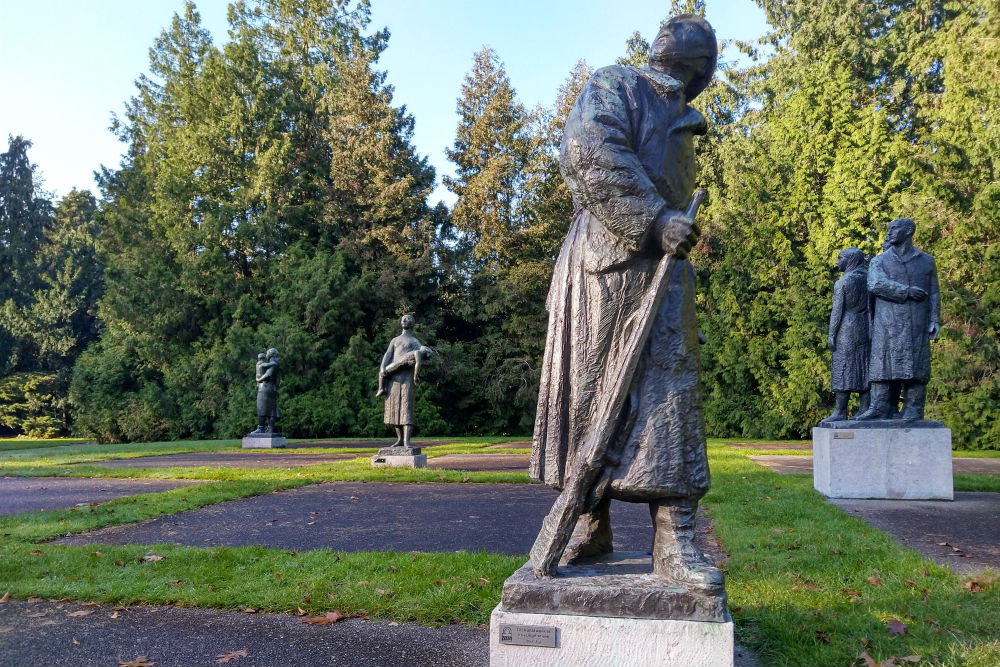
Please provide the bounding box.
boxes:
[253,348,280,433]
[821,248,871,423]
[377,314,433,448]
[529,14,721,592]
[854,217,939,422]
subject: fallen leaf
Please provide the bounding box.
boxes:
[118,656,155,667]
[50,597,71,603]
[904,579,917,587]
[375,588,393,596]
[110,612,120,619]
[26,612,47,618]
[91,551,104,558]
[114,561,125,567]
[897,656,921,664]
[0,627,14,633]
[936,541,949,546]
[112,606,129,612]
[67,610,94,617]
[72,638,80,645]
[0,593,8,603]
[387,566,397,573]
[815,629,830,643]
[294,607,307,616]
[301,611,347,626]
[887,619,908,636]
[963,580,981,593]
[215,649,248,663]
[27,597,43,603]
[241,608,257,614]
[858,651,878,667]
[461,476,470,482]
[867,577,882,587]
[139,554,164,563]
[356,580,369,587]
[81,602,100,607]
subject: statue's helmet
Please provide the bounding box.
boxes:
[649,14,717,100]
[400,314,415,330]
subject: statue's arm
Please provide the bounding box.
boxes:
[928,259,940,338]
[828,280,845,351]
[867,257,909,303]
[560,68,682,252]
[256,361,275,383]
[379,345,394,376]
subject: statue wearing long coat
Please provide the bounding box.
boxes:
[868,247,939,383]
[829,266,870,392]
[530,64,709,503]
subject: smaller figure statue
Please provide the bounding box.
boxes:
[821,247,871,424]
[854,217,939,422]
[377,315,433,448]
[253,348,280,433]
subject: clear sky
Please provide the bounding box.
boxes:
[0,0,769,206]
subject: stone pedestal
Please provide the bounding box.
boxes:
[371,446,426,468]
[813,426,952,500]
[491,554,733,667]
[241,432,286,449]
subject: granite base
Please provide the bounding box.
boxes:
[813,426,952,500]
[241,433,286,449]
[490,605,733,667]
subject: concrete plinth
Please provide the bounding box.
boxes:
[241,433,286,449]
[813,426,952,500]
[371,447,426,468]
[490,605,733,667]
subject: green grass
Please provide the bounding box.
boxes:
[707,441,999,666]
[0,437,93,452]
[1,436,997,663]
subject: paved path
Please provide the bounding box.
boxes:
[0,478,207,516]
[288,439,456,450]
[749,454,1000,476]
[53,483,663,556]
[0,599,487,667]
[830,493,1000,574]
[85,452,361,469]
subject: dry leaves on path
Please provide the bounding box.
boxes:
[301,611,347,626]
[0,592,9,603]
[886,619,908,636]
[215,649,248,663]
[67,610,95,617]
[118,657,155,667]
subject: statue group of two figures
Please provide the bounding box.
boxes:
[824,218,940,425]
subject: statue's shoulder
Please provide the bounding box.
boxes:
[589,65,636,90]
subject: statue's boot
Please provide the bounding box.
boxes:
[820,393,849,424]
[898,383,926,421]
[561,497,613,565]
[852,382,891,420]
[650,499,724,593]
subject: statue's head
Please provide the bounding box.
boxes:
[649,14,717,100]
[257,352,266,362]
[837,247,864,272]
[266,348,279,360]
[886,217,916,246]
[400,314,415,331]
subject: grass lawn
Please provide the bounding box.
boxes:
[0,437,93,452]
[0,437,996,665]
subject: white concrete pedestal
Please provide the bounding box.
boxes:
[813,426,952,499]
[241,434,286,448]
[490,605,733,667]
[371,453,427,468]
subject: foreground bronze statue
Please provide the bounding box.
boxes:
[529,14,721,593]
[854,217,940,422]
[377,314,433,448]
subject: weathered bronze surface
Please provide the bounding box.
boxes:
[250,348,280,435]
[526,14,725,602]
[377,314,433,448]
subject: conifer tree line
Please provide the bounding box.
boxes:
[1,0,996,449]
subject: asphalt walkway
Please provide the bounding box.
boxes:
[0,478,207,516]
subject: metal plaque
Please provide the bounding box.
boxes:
[498,624,558,648]
[833,431,854,439]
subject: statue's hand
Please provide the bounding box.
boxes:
[654,214,699,259]
[907,286,927,301]
[928,321,940,340]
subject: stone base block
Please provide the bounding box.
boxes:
[500,553,729,623]
[371,453,427,468]
[813,426,952,499]
[241,434,286,449]
[490,604,733,667]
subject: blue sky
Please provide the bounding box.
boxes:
[0,0,769,206]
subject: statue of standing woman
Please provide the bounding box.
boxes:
[821,248,870,423]
[253,347,280,433]
[376,315,433,448]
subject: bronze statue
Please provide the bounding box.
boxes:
[529,14,721,593]
[253,348,280,433]
[854,217,939,422]
[377,314,433,448]
[821,248,871,423]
